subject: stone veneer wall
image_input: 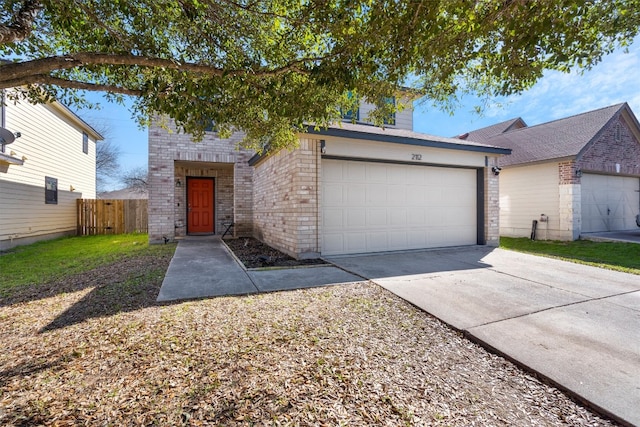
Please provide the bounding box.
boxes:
[148,120,253,243]
[485,157,501,246]
[252,138,321,259]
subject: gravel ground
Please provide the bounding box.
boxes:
[0,246,617,426]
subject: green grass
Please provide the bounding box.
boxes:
[0,234,174,294]
[500,237,640,275]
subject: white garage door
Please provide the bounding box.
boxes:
[322,159,477,255]
[581,174,640,233]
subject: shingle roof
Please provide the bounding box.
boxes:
[472,103,627,166]
[456,117,527,142]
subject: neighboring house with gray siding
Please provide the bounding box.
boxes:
[460,103,640,240]
[148,97,510,258]
[0,89,102,250]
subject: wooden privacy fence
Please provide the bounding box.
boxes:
[77,199,148,235]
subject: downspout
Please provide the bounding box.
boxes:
[316,140,322,254]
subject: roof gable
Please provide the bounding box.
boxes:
[457,117,527,142]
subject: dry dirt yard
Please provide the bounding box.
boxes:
[0,247,616,426]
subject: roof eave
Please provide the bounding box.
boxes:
[305,126,511,155]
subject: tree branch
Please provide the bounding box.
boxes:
[0,52,317,87]
[0,0,43,44]
[0,74,143,95]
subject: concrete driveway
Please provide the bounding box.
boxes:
[328,246,640,426]
[582,229,640,244]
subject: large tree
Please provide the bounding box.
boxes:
[1,0,638,151]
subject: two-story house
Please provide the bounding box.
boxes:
[148,97,510,258]
[0,90,102,250]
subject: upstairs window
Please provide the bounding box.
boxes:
[45,176,58,204]
[341,91,360,122]
[615,123,621,142]
[383,96,396,125]
[82,132,89,154]
[204,119,217,132]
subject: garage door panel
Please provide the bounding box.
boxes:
[367,232,388,251]
[388,185,406,204]
[346,185,366,205]
[323,160,344,180]
[389,231,408,249]
[390,208,407,225]
[347,163,366,181]
[366,164,386,182]
[322,159,478,255]
[346,209,366,228]
[407,208,426,225]
[345,233,367,252]
[408,230,427,246]
[324,183,344,205]
[323,233,344,254]
[366,184,386,204]
[367,209,387,226]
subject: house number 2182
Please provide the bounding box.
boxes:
[412,154,423,161]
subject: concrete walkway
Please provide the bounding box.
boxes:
[328,247,640,426]
[157,236,360,301]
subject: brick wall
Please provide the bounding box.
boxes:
[577,115,640,176]
[148,120,253,243]
[252,138,321,259]
[559,160,580,185]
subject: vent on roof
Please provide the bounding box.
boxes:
[457,132,469,140]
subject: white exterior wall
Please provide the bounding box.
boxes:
[499,163,564,240]
[323,137,487,167]
[0,99,97,249]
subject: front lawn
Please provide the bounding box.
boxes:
[500,237,640,275]
[0,234,174,296]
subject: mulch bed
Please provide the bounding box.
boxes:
[0,246,618,426]
[224,237,327,269]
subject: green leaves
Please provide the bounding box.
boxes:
[1,0,639,149]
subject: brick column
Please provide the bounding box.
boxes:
[484,157,500,246]
[558,161,581,239]
[148,128,176,243]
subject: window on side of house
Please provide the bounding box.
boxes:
[82,132,89,154]
[45,176,58,204]
[341,91,360,122]
[204,119,217,132]
[383,96,396,126]
[615,123,621,142]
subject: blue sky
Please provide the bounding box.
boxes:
[414,40,640,136]
[80,40,640,190]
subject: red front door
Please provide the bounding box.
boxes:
[187,178,215,234]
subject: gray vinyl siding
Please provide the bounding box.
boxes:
[348,98,413,131]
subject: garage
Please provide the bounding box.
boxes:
[581,173,640,232]
[322,159,478,255]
